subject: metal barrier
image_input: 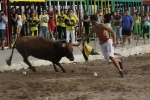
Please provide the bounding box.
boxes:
[114,0,142,15]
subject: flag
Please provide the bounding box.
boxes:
[82,43,99,61]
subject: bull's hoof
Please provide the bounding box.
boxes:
[32,68,37,72]
[62,70,66,73]
[29,67,37,72]
[6,59,11,66]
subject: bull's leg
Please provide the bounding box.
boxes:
[23,57,36,72]
[56,62,66,73]
[52,63,58,72]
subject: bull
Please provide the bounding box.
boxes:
[6,36,74,73]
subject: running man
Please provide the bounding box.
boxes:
[83,15,124,78]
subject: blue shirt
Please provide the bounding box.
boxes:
[98,17,101,23]
[122,15,134,29]
[0,15,7,30]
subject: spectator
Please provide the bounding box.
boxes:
[11,7,18,43]
[96,12,101,23]
[64,9,68,15]
[28,12,40,36]
[99,12,104,23]
[134,12,141,36]
[54,10,59,39]
[82,11,90,43]
[57,9,67,41]
[39,9,49,38]
[48,6,55,41]
[32,9,38,17]
[99,8,103,14]
[25,7,31,36]
[0,10,8,50]
[142,12,150,39]
[113,10,122,44]
[72,10,79,43]
[16,8,22,37]
[65,9,79,45]
[21,9,26,36]
[121,10,134,46]
[104,9,112,28]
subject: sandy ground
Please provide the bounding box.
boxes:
[0,54,150,100]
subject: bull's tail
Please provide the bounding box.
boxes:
[6,41,17,66]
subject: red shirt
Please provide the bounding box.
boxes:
[48,11,54,23]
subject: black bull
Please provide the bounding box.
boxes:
[6,36,74,73]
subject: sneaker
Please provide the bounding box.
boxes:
[119,71,124,78]
[51,38,55,41]
[73,42,80,46]
[119,58,123,70]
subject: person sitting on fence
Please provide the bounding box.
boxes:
[28,12,40,36]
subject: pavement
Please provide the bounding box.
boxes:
[0,38,150,71]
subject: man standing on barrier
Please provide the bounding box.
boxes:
[83,15,124,78]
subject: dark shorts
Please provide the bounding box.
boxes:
[0,29,6,41]
[122,29,131,36]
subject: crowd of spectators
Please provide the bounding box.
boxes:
[1,6,150,50]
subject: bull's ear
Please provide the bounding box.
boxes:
[62,43,66,47]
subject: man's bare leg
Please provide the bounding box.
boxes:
[127,36,131,45]
[109,57,124,78]
[49,30,55,41]
[122,35,126,45]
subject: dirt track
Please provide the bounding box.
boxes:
[0,54,150,100]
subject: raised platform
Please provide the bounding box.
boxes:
[0,39,150,71]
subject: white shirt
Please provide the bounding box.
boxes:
[144,17,150,25]
[17,15,22,26]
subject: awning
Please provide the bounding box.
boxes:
[10,0,45,2]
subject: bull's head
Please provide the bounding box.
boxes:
[61,42,74,61]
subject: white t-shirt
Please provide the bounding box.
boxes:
[144,17,150,25]
[17,15,22,26]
